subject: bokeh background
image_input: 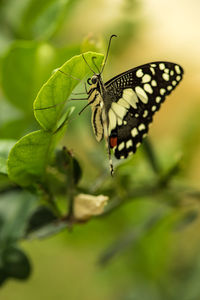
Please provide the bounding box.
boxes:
[0,0,200,299]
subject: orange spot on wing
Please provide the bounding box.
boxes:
[109,137,118,148]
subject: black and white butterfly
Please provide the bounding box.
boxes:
[81,35,184,175]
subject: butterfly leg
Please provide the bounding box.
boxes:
[71,82,88,95]
[108,149,114,176]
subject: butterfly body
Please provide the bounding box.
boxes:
[86,61,184,174]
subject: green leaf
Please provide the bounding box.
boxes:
[18,0,80,40]
[33,51,104,131]
[0,191,37,243]
[7,126,66,186]
[0,140,16,174]
[1,41,57,112]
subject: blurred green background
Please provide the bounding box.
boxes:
[0,0,200,299]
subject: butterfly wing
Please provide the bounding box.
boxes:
[104,62,184,159]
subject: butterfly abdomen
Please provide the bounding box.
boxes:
[88,84,105,142]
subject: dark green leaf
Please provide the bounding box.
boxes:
[26,220,66,240]
[73,158,82,185]
[25,205,57,235]
[0,267,7,286]
[2,245,31,280]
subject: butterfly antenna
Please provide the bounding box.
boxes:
[82,54,96,75]
[92,56,101,73]
[100,34,117,75]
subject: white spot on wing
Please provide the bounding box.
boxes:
[152,105,157,112]
[170,70,174,76]
[108,109,117,133]
[144,83,153,94]
[162,73,169,81]
[135,86,148,104]
[156,96,161,103]
[138,123,145,131]
[159,63,165,70]
[118,142,125,151]
[167,86,172,91]
[151,80,157,87]
[118,98,130,109]
[143,110,148,118]
[160,88,166,95]
[131,127,138,137]
[136,69,143,78]
[172,81,177,86]
[175,65,181,74]
[150,67,155,75]
[111,102,127,119]
[123,89,139,109]
[136,142,141,148]
[176,75,181,81]
[126,140,133,148]
[142,74,151,83]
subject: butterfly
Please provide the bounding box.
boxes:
[81,35,184,175]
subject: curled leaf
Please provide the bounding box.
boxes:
[33,52,104,131]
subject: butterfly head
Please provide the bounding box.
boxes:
[84,35,117,88]
[87,73,102,87]
[91,74,98,84]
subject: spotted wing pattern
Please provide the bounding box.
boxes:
[104,62,184,159]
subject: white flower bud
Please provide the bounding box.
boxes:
[73,193,108,221]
